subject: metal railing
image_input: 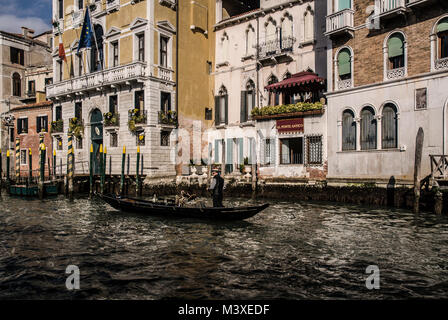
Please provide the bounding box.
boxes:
[257,37,296,59]
[326,9,354,35]
[158,111,178,126]
[430,155,448,181]
[104,113,120,127]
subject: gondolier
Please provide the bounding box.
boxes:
[209,168,224,207]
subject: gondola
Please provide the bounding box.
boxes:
[99,194,269,221]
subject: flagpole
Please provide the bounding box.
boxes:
[71,10,87,78]
[57,22,70,81]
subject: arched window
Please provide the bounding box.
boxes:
[12,73,21,97]
[437,17,448,59]
[360,107,377,150]
[281,14,293,51]
[338,48,351,81]
[382,103,398,149]
[267,75,279,106]
[215,86,228,125]
[342,110,356,151]
[283,72,292,80]
[265,18,277,42]
[220,32,229,63]
[304,7,314,42]
[245,25,255,56]
[387,33,405,70]
[241,80,255,123]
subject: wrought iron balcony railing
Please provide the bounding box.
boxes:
[50,119,64,134]
[158,111,178,126]
[257,37,296,60]
[103,112,120,127]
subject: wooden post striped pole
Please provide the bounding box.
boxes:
[67,134,74,198]
[15,138,20,182]
[6,150,10,182]
[100,144,104,194]
[89,144,93,196]
[39,133,44,178]
[120,146,125,195]
[136,146,140,196]
[53,149,56,179]
[28,148,32,186]
[38,144,45,199]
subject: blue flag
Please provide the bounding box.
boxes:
[77,7,93,54]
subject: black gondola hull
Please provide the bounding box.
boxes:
[99,194,269,221]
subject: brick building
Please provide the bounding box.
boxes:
[10,100,53,177]
[325,0,448,186]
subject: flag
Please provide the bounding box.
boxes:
[77,7,93,54]
[56,22,66,62]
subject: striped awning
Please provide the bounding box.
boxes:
[265,71,325,92]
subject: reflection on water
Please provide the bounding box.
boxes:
[0,194,447,299]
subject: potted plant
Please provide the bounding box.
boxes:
[104,112,119,126]
[68,117,84,139]
[128,108,146,134]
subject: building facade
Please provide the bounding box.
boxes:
[0,27,53,176]
[325,0,448,185]
[208,0,329,180]
[47,0,178,177]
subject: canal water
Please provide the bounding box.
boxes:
[0,194,447,299]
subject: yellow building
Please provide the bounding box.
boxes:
[47,0,216,178]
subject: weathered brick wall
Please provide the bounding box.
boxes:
[332,2,448,88]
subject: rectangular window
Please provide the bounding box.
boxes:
[110,132,118,147]
[280,138,303,165]
[439,32,448,59]
[219,96,226,124]
[55,106,62,121]
[20,150,28,166]
[59,0,64,19]
[77,54,83,76]
[137,33,145,62]
[205,108,212,120]
[58,60,63,81]
[10,47,24,65]
[28,80,36,95]
[112,41,119,67]
[78,0,83,10]
[135,90,144,110]
[75,102,82,120]
[109,95,118,113]
[137,132,145,146]
[160,36,168,67]
[56,137,63,150]
[37,116,49,133]
[161,131,170,146]
[45,77,53,86]
[9,127,15,143]
[307,136,322,165]
[161,92,171,113]
[17,118,28,134]
[77,137,83,149]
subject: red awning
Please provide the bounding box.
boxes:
[265,71,325,92]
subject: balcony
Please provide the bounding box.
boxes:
[106,0,120,12]
[337,79,353,90]
[257,37,296,65]
[89,1,104,17]
[158,66,174,82]
[71,10,83,28]
[103,112,120,127]
[386,67,406,80]
[47,61,147,99]
[158,111,178,126]
[435,57,448,71]
[128,109,147,133]
[159,0,176,9]
[376,0,406,19]
[325,9,355,38]
[50,119,64,134]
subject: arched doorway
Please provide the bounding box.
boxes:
[90,109,103,174]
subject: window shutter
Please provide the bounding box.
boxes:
[271,139,276,166]
[18,119,22,134]
[238,138,244,164]
[37,117,41,133]
[338,0,351,10]
[24,118,28,133]
[342,111,356,151]
[248,138,254,164]
[226,138,233,164]
[44,116,48,132]
[388,35,404,58]
[437,18,448,33]
[338,50,351,76]
[225,95,229,125]
[20,50,24,66]
[382,105,397,149]
[260,139,266,165]
[215,96,220,125]
[240,91,247,123]
[214,140,220,163]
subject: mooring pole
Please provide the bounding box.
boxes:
[53,149,56,180]
[127,154,130,175]
[89,144,93,197]
[136,146,141,196]
[103,146,107,193]
[100,144,104,194]
[120,146,125,195]
[67,134,74,199]
[39,144,45,199]
[28,148,32,186]
[6,150,10,183]
[0,148,2,194]
[414,127,424,214]
[15,138,20,184]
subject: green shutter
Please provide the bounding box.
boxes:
[338,0,351,10]
[214,96,220,125]
[238,138,244,164]
[437,18,448,33]
[225,95,229,125]
[214,140,220,163]
[226,138,233,165]
[248,138,254,164]
[338,49,351,76]
[240,91,247,123]
[388,34,404,58]
[271,139,276,165]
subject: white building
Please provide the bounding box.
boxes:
[208,0,329,180]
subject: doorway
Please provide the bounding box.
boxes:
[90,109,103,174]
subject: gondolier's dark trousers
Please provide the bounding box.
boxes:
[213,194,224,208]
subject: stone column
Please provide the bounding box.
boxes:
[355,117,361,151]
[376,115,382,150]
